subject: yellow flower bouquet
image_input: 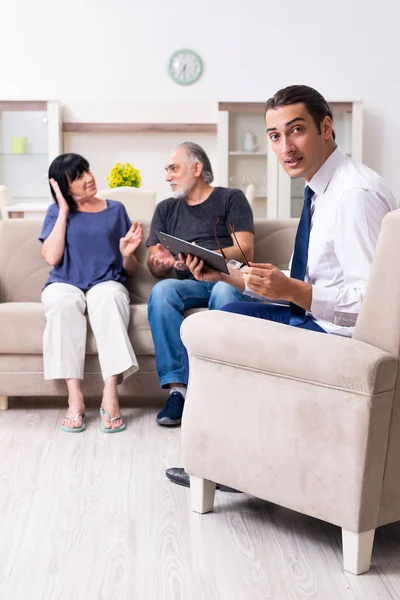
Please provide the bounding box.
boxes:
[106,162,142,188]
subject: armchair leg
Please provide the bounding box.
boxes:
[0,396,8,411]
[190,475,216,514]
[342,528,375,574]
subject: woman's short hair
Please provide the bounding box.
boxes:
[179,142,214,184]
[48,153,90,210]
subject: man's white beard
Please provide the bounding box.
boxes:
[171,188,185,200]
[171,180,196,200]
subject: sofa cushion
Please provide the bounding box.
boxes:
[0,302,156,355]
[0,303,45,353]
[0,218,298,303]
[0,218,155,303]
[253,219,298,269]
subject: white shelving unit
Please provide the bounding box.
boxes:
[217,102,270,219]
[0,101,62,206]
[217,101,363,219]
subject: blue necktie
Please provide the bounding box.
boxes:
[289,185,313,322]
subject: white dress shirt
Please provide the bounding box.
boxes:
[302,146,398,336]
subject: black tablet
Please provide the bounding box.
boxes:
[157,231,230,274]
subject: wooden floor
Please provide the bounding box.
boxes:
[1,399,400,600]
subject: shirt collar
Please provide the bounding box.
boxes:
[307,146,347,196]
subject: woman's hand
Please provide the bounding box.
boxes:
[49,178,69,215]
[120,221,143,257]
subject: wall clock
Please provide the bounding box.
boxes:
[168,49,203,85]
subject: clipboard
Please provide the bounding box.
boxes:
[157,231,230,274]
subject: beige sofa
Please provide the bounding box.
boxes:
[0,217,297,409]
[180,208,400,575]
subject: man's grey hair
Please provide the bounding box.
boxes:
[179,142,214,184]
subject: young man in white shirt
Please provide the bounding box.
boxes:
[165,84,399,490]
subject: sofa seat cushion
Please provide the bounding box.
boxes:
[0,302,157,355]
[0,303,45,354]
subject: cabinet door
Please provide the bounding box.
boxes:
[271,102,363,218]
[0,101,61,204]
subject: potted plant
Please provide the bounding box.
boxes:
[106,162,142,188]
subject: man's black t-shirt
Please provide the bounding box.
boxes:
[145,187,254,252]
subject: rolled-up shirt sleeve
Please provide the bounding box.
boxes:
[310,187,390,327]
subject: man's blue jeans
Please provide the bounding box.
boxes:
[220,301,327,332]
[148,279,248,388]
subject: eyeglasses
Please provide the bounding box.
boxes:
[213,217,250,266]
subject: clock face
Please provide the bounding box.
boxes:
[168,49,203,85]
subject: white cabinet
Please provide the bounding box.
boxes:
[217,101,363,219]
[0,101,62,204]
[217,102,269,219]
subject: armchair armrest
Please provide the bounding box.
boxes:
[181,311,397,395]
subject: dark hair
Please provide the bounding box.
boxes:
[48,153,90,210]
[265,85,335,140]
[179,141,214,184]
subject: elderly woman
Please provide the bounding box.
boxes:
[39,153,142,433]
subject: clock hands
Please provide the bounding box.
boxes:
[179,64,187,80]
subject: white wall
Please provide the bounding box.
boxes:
[1,0,400,193]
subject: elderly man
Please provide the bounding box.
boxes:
[146,142,254,426]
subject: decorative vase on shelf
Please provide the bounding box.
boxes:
[12,136,28,154]
[243,132,258,152]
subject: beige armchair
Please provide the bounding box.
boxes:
[180,208,400,575]
[96,186,156,220]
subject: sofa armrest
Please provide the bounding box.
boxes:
[181,311,397,395]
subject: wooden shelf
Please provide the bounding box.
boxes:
[219,102,266,113]
[0,101,47,111]
[219,101,354,113]
[63,122,217,134]
[331,102,353,112]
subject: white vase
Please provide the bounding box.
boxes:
[243,132,257,152]
[245,183,256,205]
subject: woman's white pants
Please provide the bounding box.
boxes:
[41,281,139,381]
